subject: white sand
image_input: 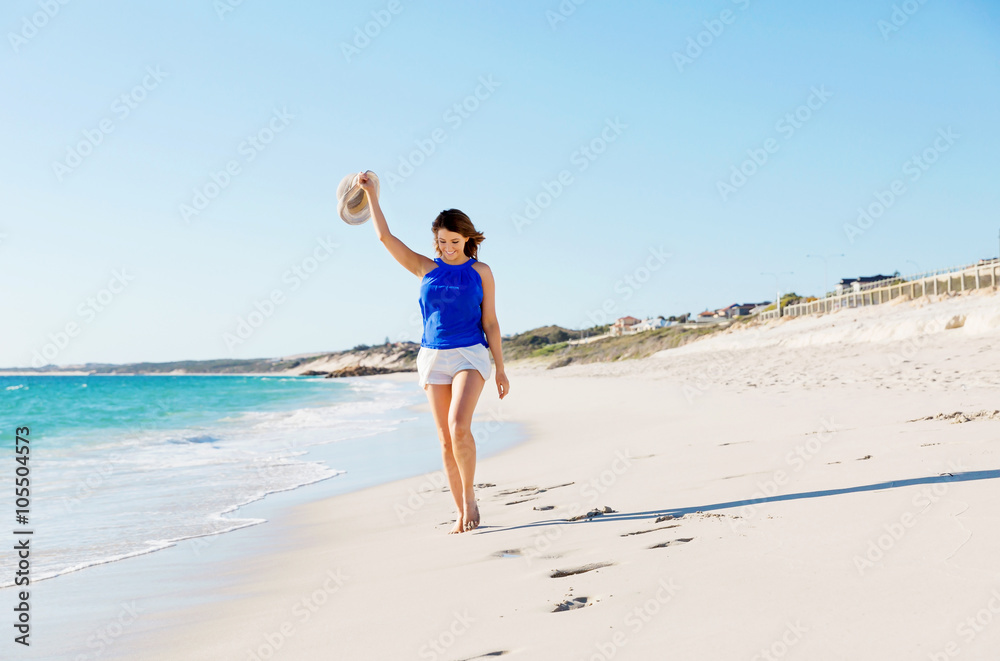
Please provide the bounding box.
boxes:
[116,290,1000,660]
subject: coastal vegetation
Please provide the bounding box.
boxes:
[4,323,732,374]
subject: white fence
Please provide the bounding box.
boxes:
[758,260,1000,321]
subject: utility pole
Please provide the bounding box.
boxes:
[762,271,794,318]
[806,253,844,298]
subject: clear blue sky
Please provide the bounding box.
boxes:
[2,0,998,367]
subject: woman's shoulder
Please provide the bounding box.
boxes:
[471,260,493,281]
[417,255,441,278]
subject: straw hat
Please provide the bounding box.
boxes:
[337,170,379,225]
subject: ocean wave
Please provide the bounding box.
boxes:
[0,375,424,588]
[0,454,344,588]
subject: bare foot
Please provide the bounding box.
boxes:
[448,518,464,534]
[463,500,481,532]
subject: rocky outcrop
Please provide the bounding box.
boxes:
[324,365,416,378]
[285,342,419,376]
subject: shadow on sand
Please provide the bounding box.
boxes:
[474,469,1000,534]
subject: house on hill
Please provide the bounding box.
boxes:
[836,273,898,295]
[633,316,668,332]
[610,316,641,336]
[721,302,771,318]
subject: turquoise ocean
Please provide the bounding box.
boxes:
[0,374,519,588]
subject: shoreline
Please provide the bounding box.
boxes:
[2,370,531,660]
[2,372,515,587]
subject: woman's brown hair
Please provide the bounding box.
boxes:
[431,209,485,259]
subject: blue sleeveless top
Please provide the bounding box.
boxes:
[419,257,488,349]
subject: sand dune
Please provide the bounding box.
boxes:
[668,289,1000,353]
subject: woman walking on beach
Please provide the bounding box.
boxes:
[358,172,509,533]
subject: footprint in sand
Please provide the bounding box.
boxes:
[493,548,563,561]
[567,506,616,521]
[496,486,538,497]
[549,562,615,578]
[648,537,694,549]
[552,596,590,612]
[620,524,680,537]
[495,483,575,499]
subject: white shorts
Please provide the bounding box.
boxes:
[417,344,492,389]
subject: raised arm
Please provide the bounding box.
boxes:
[358,172,435,278]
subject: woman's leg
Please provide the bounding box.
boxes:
[424,383,466,533]
[448,368,487,530]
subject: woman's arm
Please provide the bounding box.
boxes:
[359,172,435,278]
[476,262,510,399]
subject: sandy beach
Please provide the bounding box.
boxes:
[103,290,1000,660]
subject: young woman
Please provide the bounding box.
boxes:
[358,172,510,533]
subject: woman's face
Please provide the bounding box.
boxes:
[436,229,468,261]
